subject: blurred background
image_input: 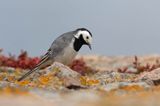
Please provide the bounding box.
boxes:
[0,0,160,56]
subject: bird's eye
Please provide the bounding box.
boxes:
[86,36,89,39]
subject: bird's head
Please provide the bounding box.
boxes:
[74,28,92,51]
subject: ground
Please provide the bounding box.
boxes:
[0,54,160,106]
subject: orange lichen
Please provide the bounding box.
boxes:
[0,75,4,81]
[38,76,50,85]
[80,76,99,86]
[38,73,54,85]
[0,87,29,95]
[7,76,16,82]
[119,85,145,91]
[16,80,30,86]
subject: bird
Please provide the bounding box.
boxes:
[18,28,92,81]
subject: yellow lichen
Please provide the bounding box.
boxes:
[7,76,16,82]
[119,85,145,91]
[0,87,29,95]
[16,80,30,86]
[80,76,99,86]
[38,74,53,85]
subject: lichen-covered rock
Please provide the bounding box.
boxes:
[99,82,150,92]
[92,71,136,85]
[45,62,83,88]
[136,68,160,85]
[1,55,160,106]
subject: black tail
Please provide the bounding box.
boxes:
[17,50,51,81]
[17,67,38,81]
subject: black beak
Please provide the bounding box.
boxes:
[88,44,92,50]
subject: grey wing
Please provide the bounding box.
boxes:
[50,31,74,57]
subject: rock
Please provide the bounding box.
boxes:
[125,67,138,73]
[0,81,25,89]
[136,68,160,85]
[93,71,136,85]
[0,81,15,88]
[2,55,160,106]
[45,62,84,89]
[100,82,150,92]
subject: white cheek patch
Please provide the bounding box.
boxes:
[86,37,92,44]
[88,36,92,43]
[82,34,92,44]
[74,30,92,44]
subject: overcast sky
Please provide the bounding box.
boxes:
[0,0,160,56]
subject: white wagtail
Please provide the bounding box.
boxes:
[18,28,92,81]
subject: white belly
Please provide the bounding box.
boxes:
[54,46,77,65]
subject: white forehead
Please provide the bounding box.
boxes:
[74,30,92,38]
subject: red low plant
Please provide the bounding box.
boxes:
[70,58,93,75]
[118,56,160,74]
[0,49,93,75]
[0,50,40,69]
